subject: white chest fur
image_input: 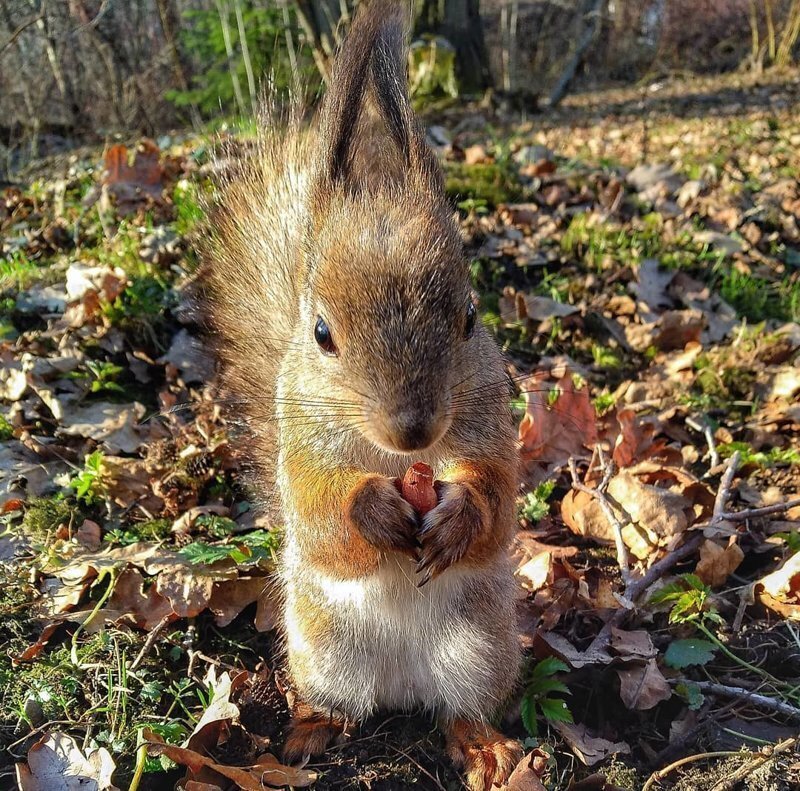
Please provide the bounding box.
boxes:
[281,535,510,721]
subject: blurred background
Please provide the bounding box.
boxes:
[2,0,800,173]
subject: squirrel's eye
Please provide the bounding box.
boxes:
[464,301,477,339]
[314,315,337,356]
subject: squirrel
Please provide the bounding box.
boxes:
[201,2,522,788]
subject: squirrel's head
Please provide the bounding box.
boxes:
[293,5,483,455]
[300,197,476,454]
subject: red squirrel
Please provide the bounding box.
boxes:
[202,3,522,787]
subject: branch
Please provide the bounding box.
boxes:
[568,454,631,589]
[710,736,798,791]
[0,12,42,55]
[671,679,800,721]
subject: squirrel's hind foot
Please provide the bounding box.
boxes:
[283,703,350,763]
[445,719,523,791]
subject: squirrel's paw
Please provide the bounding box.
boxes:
[445,719,523,791]
[416,481,488,585]
[344,474,420,558]
[283,705,350,763]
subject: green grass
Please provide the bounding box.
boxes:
[0,251,44,290]
[444,162,524,207]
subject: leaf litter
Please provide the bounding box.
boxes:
[2,74,800,789]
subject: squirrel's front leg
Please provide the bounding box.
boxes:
[286,453,418,578]
[416,460,515,585]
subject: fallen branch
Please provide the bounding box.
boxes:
[671,679,800,721]
[642,750,742,791]
[718,497,800,522]
[130,613,173,672]
[712,451,740,520]
[710,736,798,791]
[568,453,631,589]
[626,533,705,603]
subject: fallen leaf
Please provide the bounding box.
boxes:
[504,750,547,790]
[107,567,175,630]
[553,722,630,766]
[519,371,597,467]
[16,732,118,790]
[615,658,672,710]
[756,553,800,619]
[208,576,271,627]
[610,628,657,660]
[695,540,744,588]
[156,569,215,618]
[59,402,146,454]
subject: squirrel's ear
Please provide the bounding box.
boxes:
[313,1,441,199]
[369,12,443,193]
[313,5,382,191]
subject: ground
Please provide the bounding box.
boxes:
[1,69,800,790]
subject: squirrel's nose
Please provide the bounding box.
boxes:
[390,411,434,452]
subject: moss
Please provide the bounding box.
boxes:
[19,497,76,542]
[444,162,524,207]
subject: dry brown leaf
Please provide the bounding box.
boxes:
[615,659,672,710]
[75,519,101,551]
[755,552,800,619]
[504,749,548,790]
[156,569,215,618]
[563,470,691,560]
[533,631,612,669]
[610,628,657,660]
[519,371,597,467]
[695,539,745,588]
[107,567,175,630]
[553,722,630,766]
[208,576,271,627]
[16,732,118,790]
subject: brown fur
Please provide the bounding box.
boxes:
[200,0,522,782]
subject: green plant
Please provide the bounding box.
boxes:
[651,574,796,697]
[173,180,205,236]
[178,529,281,566]
[170,2,313,116]
[520,657,573,737]
[593,392,616,415]
[69,360,125,395]
[0,250,42,289]
[0,413,13,441]
[774,528,800,556]
[69,451,105,505]
[591,343,622,370]
[444,162,524,207]
[519,481,555,523]
[103,275,173,325]
[718,441,800,468]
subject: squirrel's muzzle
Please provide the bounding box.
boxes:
[376,404,450,453]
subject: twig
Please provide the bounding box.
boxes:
[626,533,705,603]
[129,613,173,672]
[671,679,800,720]
[712,451,741,520]
[710,736,798,791]
[0,13,43,55]
[568,455,632,589]
[686,416,720,470]
[642,750,741,791]
[718,498,800,522]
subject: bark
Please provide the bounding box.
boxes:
[416,0,490,92]
[547,0,604,108]
[155,0,201,126]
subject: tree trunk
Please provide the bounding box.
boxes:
[154,0,201,126]
[416,0,490,92]
[547,0,603,108]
